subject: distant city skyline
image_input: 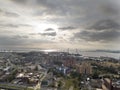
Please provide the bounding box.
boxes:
[0,0,120,50]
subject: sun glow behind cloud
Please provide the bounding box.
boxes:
[31,22,58,33]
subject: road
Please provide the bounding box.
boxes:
[34,72,47,90]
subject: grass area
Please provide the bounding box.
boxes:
[0,83,34,90]
[63,78,79,90]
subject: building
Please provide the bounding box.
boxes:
[64,59,76,67]
[77,62,92,75]
[102,78,120,90]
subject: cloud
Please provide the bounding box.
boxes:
[4,12,19,17]
[0,23,18,28]
[45,28,54,31]
[101,3,119,15]
[74,29,120,42]
[72,19,120,42]
[0,8,19,17]
[36,0,68,14]
[29,33,37,35]
[12,35,29,39]
[0,0,120,50]
[10,0,120,26]
[0,35,27,46]
[0,34,54,49]
[40,32,57,36]
[58,26,76,30]
[0,23,32,28]
[88,19,120,30]
[36,28,57,36]
[17,24,32,27]
[11,0,73,17]
[11,0,27,5]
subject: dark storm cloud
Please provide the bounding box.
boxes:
[40,32,57,36]
[58,26,76,30]
[88,19,120,30]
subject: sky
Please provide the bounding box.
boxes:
[0,0,120,50]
